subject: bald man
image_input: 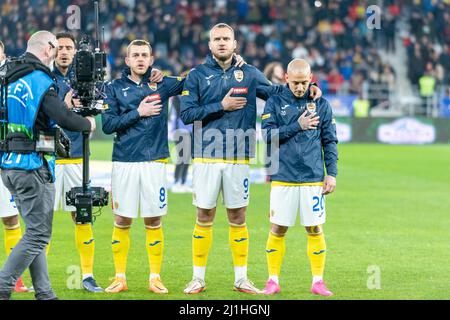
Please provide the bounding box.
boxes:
[261,59,338,296]
[0,31,95,300]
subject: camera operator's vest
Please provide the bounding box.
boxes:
[1,70,56,180]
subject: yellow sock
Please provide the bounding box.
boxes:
[4,224,22,256]
[307,233,326,278]
[229,223,249,267]
[111,224,131,276]
[75,224,95,276]
[146,225,164,275]
[192,222,213,268]
[266,231,285,277]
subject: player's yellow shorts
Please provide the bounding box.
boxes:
[192,162,250,209]
[111,161,168,219]
[270,183,325,227]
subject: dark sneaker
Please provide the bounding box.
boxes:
[82,277,103,293]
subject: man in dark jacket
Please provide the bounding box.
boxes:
[102,40,184,294]
[261,59,338,297]
[51,31,103,293]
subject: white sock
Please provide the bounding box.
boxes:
[82,273,93,281]
[234,266,247,283]
[193,266,206,280]
[116,273,126,280]
[149,273,160,280]
[312,275,323,284]
[269,275,279,285]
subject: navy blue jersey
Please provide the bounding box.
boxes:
[262,85,338,183]
[180,54,282,160]
[53,64,83,158]
[102,67,184,162]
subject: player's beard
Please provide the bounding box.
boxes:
[215,54,232,62]
[55,61,71,71]
[213,48,233,62]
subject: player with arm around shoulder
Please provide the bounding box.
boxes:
[261,59,338,296]
[101,40,186,294]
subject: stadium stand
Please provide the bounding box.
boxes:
[0,0,448,116]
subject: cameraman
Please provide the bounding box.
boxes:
[0,31,95,300]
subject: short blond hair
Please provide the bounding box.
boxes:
[127,39,152,56]
[209,23,235,40]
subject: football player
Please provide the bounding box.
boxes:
[52,32,103,292]
[261,59,338,296]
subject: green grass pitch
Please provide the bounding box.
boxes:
[1,142,450,300]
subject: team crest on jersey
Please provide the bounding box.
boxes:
[148,82,158,91]
[306,102,316,113]
[234,70,244,82]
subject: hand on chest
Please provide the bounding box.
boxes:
[204,69,251,99]
[280,101,319,124]
[119,82,164,110]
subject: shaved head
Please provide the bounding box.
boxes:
[287,59,311,77]
[26,30,58,67]
[285,59,313,98]
[27,30,57,52]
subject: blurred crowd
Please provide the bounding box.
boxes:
[405,1,450,86]
[0,0,449,103]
